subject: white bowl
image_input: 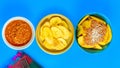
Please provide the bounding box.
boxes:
[2,16,35,50]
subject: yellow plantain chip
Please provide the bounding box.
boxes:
[58,38,67,47]
[51,26,63,38]
[50,17,62,26]
[42,27,53,39]
[57,25,71,40]
[93,44,102,49]
[81,19,91,28]
[78,36,94,48]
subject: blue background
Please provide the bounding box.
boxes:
[0,0,120,68]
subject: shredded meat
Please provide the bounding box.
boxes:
[84,19,107,45]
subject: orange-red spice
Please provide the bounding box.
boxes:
[5,20,32,46]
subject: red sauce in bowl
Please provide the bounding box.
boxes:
[5,20,32,46]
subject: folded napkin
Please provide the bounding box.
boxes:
[8,52,41,68]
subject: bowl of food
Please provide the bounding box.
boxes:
[2,16,35,50]
[36,14,74,55]
[76,13,112,53]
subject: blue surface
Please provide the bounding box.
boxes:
[0,0,120,68]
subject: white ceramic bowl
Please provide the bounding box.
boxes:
[2,16,35,50]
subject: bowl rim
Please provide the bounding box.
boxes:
[2,16,35,50]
